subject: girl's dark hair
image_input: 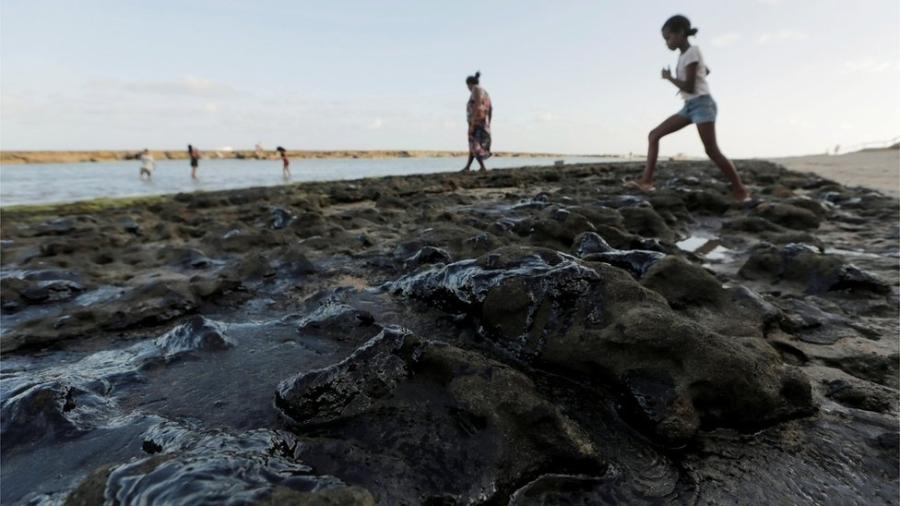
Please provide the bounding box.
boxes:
[466,71,481,85]
[187,144,193,153]
[662,15,698,36]
[276,146,286,153]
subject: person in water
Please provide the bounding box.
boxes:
[188,144,200,179]
[628,15,749,201]
[462,71,493,172]
[277,146,291,178]
[138,149,155,180]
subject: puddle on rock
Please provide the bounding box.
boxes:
[824,247,884,259]
[676,235,734,263]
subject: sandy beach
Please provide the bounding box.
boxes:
[768,147,900,199]
[2,160,897,504]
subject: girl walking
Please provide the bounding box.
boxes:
[629,15,749,201]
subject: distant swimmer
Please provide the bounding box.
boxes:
[625,15,749,202]
[461,71,492,172]
[139,149,155,180]
[188,144,200,179]
[277,146,291,179]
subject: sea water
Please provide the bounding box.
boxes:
[0,156,615,207]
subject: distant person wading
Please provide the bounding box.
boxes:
[188,144,200,180]
[462,71,493,172]
[138,149,155,180]
[627,15,750,202]
[277,146,291,179]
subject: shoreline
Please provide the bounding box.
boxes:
[0,149,607,165]
[4,150,896,210]
[0,161,641,214]
[4,148,895,204]
[1,155,621,209]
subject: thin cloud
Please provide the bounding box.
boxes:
[841,58,899,73]
[775,116,813,128]
[535,112,559,123]
[105,76,239,97]
[711,33,741,47]
[757,30,808,44]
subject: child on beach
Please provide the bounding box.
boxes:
[461,71,493,172]
[277,146,291,179]
[138,149,155,180]
[188,144,200,180]
[628,15,750,201]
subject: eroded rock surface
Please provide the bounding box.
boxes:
[64,419,373,506]
[276,326,603,503]
[388,247,814,443]
[1,160,896,505]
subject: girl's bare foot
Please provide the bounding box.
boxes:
[623,178,655,193]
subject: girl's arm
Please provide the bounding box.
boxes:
[662,62,698,94]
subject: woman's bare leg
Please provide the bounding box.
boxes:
[696,122,749,200]
[640,114,692,188]
[462,154,474,171]
[476,156,486,171]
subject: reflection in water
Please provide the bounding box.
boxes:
[676,234,734,262]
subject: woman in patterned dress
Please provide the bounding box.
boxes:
[462,71,492,172]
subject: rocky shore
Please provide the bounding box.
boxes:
[0,150,574,165]
[1,160,897,505]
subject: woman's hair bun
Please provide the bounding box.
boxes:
[688,27,699,36]
[474,71,480,78]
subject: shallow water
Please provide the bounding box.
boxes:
[676,234,735,263]
[0,156,612,207]
[0,310,355,504]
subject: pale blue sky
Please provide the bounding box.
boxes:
[2,0,898,156]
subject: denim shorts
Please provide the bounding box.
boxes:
[677,95,717,124]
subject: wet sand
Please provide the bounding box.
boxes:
[768,148,900,199]
[1,160,897,504]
